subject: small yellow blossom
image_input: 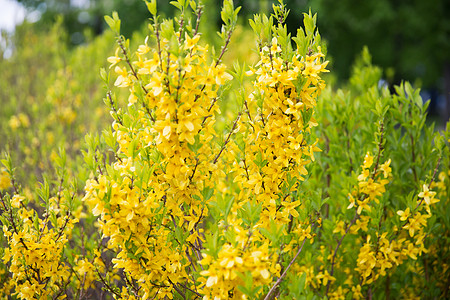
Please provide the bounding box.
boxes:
[0,169,11,190]
[418,184,438,206]
[11,195,25,208]
[397,207,410,221]
[363,152,374,169]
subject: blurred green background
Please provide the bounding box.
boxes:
[7,0,450,121]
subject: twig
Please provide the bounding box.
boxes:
[215,29,233,68]
[213,112,241,164]
[414,155,441,211]
[193,6,203,36]
[325,211,359,295]
[107,92,123,125]
[116,37,155,122]
[264,238,307,300]
[95,267,121,298]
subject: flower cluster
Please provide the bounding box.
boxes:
[1,193,78,299]
[190,7,329,299]
[83,2,238,297]
[339,151,441,290]
[354,177,440,286]
[2,1,447,299]
[199,222,279,299]
[347,152,391,215]
[233,36,327,228]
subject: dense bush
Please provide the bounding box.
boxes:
[0,0,448,299]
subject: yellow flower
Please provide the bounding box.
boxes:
[352,285,363,300]
[357,168,370,182]
[380,159,392,178]
[333,220,346,235]
[418,184,437,206]
[0,169,11,190]
[363,152,374,169]
[114,66,131,87]
[8,115,21,130]
[402,213,428,237]
[107,47,121,68]
[137,43,150,55]
[347,193,356,209]
[316,270,335,286]
[11,195,25,208]
[184,33,200,50]
[397,207,410,221]
[215,64,233,85]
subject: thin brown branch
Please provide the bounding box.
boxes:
[414,155,442,211]
[326,211,359,295]
[215,29,233,68]
[193,6,203,36]
[213,112,242,164]
[95,267,121,298]
[107,92,123,125]
[116,37,155,122]
[264,238,307,300]
[371,121,385,180]
[409,132,418,183]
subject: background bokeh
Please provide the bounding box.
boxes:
[5,0,450,120]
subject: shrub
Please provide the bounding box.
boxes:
[1,0,448,299]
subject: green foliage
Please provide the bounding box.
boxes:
[0,19,117,191]
[0,1,448,299]
[301,47,449,298]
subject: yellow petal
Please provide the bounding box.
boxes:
[184,121,195,131]
[163,126,171,138]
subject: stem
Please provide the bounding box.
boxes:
[414,156,441,211]
[174,280,202,298]
[117,37,143,92]
[0,194,29,251]
[117,36,155,122]
[107,92,123,125]
[213,112,241,164]
[201,98,218,127]
[371,121,384,180]
[193,6,203,36]
[264,238,307,300]
[177,12,184,44]
[170,280,186,300]
[95,267,121,298]
[215,29,233,68]
[243,157,250,180]
[55,209,71,242]
[385,274,390,300]
[188,158,200,183]
[409,131,418,183]
[326,211,359,295]
[244,100,253,124]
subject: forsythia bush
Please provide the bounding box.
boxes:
[1,0,449,299]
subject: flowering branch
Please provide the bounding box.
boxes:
[264,238,307,300]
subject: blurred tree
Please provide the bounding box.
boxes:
[306,0,450,121]
[211,0,450,121]
[14,0,178,44]
[12,0,450,121]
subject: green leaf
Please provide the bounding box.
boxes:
[189,0,196,11]
[202,187,214,201]
[170,1,182,10]
[145,0,157,15]
[100,68,108,83]
[104,15,115,31]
